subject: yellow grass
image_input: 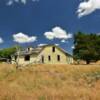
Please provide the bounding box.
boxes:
[0,63,100,100]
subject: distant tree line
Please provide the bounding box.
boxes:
[73,32,100,64]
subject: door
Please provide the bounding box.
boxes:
[41,55,44,63]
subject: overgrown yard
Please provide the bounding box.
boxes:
[0,63,100,100]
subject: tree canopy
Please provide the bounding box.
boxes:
[73,32,100,64]
[0,46,21,59]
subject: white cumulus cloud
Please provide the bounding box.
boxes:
[77,0,100,18]
[0,37,4,44]
[13,32,37,43]
[71,45,75,49]
[55,44,59,46]
[44,26,73,40]
[61,39,66,43]
[44,32,55,40]
[6,0,39,5]
[38,43,47,46]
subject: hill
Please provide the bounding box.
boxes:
[0,64,100,100]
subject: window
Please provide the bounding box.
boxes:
[15,56,17,60]
[28,48,30,51]
[52,47,55,52]
[24,55,30,61]
[48,55,51,61]
[57,55,60,61]
[41,55,44,63]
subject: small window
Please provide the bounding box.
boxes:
[48,55,51,61]
[52,47,55,52]
[24,55,30,61]
[28,48,30,51]
[57,55,60,61]
[15,56,17,60]
[27,48,31,52]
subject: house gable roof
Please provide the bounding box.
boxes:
[14,44,73,57]
[40,45,73,57]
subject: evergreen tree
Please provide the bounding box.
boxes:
[74,32,100,64]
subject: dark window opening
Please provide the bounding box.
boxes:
[57,55,60,61]
[28,48,30,51]
[15,56,17,60]
[48,55,51,61]
[41,55,44,63]
[24,55,30,61]
[52,47,55,52]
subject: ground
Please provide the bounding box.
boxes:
[0,63,100,100]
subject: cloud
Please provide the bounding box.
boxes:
[71,45,75,49]
[13,32,37,43]
[44,32,55,40]
[0,37,3,44]
[77,0,100,18]
[38,43,47,46]
[55,44,59,46]
[6,0,39,5]
[44,26,73,40]
[38,43,59,47]
[61,39,66,43]
[97,33,100,35]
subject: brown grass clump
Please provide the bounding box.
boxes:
[0,63,100,100]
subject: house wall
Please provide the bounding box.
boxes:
[37,46,73,64]
[12,54,38,65]
[12,45,73,65]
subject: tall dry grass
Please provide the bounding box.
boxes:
[0,63,100,100]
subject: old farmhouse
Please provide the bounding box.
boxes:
[12,45,73,65]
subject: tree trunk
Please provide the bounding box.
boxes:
[16,61,19,69]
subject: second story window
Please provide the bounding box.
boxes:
[52,47,55,52]
[28,48,30,51]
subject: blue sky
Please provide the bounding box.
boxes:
[0,0,100,54]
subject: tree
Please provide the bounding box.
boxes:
[73,32,100,64]
[0,46,21,61]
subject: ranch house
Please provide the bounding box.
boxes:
[12,45,73,65]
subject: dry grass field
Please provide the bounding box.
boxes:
[0,63,100,100]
